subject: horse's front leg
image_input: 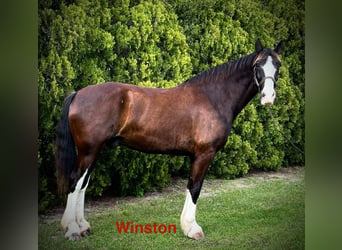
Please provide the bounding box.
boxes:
[180,151,215,240]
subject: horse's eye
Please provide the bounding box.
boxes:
[256,68,263,80]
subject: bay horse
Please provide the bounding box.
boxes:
[55,39,283,240]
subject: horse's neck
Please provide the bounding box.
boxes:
[220,69,257,120]
[232,76,258,118]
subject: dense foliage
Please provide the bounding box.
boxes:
[38,0,304,212]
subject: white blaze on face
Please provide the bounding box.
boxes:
[261,56,276,105]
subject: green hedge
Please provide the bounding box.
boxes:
[38,0,304,212]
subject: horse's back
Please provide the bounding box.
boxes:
[67,82,178,147]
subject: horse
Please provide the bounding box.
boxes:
[55,39,283,240]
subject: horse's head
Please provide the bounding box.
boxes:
[253,39,283,105]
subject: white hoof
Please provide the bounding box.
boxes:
[187,223,205,239]
[66,232,82,241]
[64,221,81,240]
[78,218,91,233]
[181,221,205,240]
[78,218,92,237]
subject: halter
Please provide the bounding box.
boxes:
[253,64,277,93]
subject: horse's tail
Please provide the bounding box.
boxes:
[55,91,77,194]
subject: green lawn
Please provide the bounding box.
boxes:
[39,167,304,249]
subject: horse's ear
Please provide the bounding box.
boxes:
[274,40,284,54]
[255,39,263,53]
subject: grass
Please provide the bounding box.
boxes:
[39,167,304,249]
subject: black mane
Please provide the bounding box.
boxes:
[183,52,258,85]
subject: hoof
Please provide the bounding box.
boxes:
[81,228,92,237]
[183,222,205,240]
[67,233,82,241]
[188,231,205,240]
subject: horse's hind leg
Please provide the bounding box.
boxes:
[61,169,89,240]
[76,169,91,237]
[180,151,215,240]
[61,152,96,240]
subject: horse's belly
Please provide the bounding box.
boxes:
[119,125,194,154]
